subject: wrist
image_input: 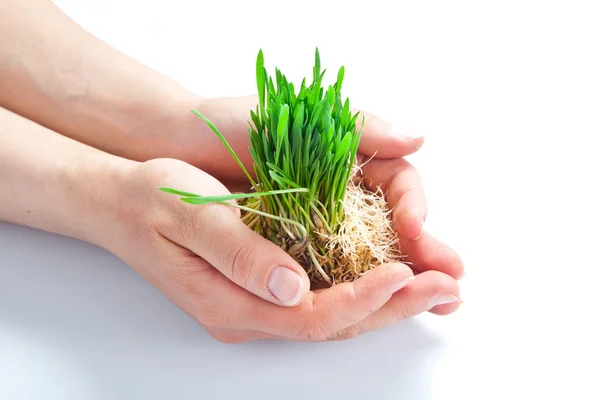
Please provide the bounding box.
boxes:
[0,106,140,253]
[53,150,139,251]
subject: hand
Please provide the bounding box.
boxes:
[110,157,461,343]
[182,95,465,304]
[2,104,433,345]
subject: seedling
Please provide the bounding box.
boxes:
[161,48,403,288]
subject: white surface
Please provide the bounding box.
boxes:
[2,1,599,399]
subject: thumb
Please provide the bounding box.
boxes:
[354,109,425,159]
[187,201,311,307]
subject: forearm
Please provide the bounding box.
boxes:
[0,106,135,249]
[0,0,199,161]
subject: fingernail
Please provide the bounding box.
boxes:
[390,125,424,140]
[268,267,304,306]
[429,293,460,309]
[415,218,425,240]
[392,276,415,292]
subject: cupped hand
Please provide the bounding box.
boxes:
[188,96,465,303]
[109,156,462,344]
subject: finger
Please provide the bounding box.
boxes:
[153,243,295,343]
[362,157,427,240]
[333,270,461,340]
[354,109,425,159]
[188,254,413,341]
[397,231,465,280]
[247,262,415,340]
[360,157,464,279]
[156,166,311,307]
[194,206,312,307]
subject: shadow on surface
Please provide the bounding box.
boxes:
[1,222,445,400]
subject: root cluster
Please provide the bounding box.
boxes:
[239,159,404,288]
[241,183,404,289]
[314,178,404,286]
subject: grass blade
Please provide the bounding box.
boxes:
[158,187,202,197]
[179,188,308,205]
[190,109,256,188]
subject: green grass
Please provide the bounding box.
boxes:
[160,48,363,277]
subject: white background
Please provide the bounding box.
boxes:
[1,0,599,399]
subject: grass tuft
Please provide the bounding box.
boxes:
[161,48,403,287]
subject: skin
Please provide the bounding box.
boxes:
[0,0,464,343]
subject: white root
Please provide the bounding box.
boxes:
[318,163,404,284]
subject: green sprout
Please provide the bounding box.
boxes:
[161,48,367,285]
